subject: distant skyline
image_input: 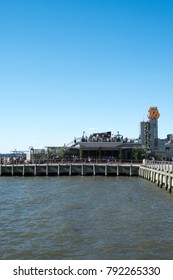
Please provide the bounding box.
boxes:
[0,0,173,152]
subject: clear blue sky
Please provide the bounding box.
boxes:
[0,0,173,152]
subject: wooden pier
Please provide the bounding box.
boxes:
[139,160,173,193]
[0,163,139,177]
[1,160,173,193]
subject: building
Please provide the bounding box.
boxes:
[140,107,160,154]
[158,134,173,160]
[77,131,141,161]
[140,107,173,159]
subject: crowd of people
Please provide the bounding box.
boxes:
[0,155,26,165]
[79,132,136,144]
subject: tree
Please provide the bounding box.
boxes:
[132,147,140,160]
[141,145,147,159]
[133,146,147,160]
[58,148,68,158]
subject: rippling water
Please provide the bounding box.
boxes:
[0,176,173,260]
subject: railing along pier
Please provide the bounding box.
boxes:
[139,160,173,193]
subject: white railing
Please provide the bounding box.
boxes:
[142,159,173,173]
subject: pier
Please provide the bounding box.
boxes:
[0,163,139,177]
[139,160,173,193]
[1,160,173,193]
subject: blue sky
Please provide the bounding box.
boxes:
[0,0,173,152]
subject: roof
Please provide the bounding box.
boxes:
[79,141,141,150]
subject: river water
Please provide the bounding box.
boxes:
[0,176,173,260]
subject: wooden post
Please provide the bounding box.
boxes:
[69,164,72,176]
[105,165,107,176]
[46,165,48,176]
[34,165,37,176]
[117,164,119,176]
[93,164,96,176]
[159,174,163,188]
[168,175,171,192]
[81,164,84,176]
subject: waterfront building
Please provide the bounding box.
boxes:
[76,131,141,161]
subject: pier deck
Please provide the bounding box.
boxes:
[0,163,140,177]
[1,160,173,193]
[139,160,173,193]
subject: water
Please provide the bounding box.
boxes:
[0,176,173,260]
